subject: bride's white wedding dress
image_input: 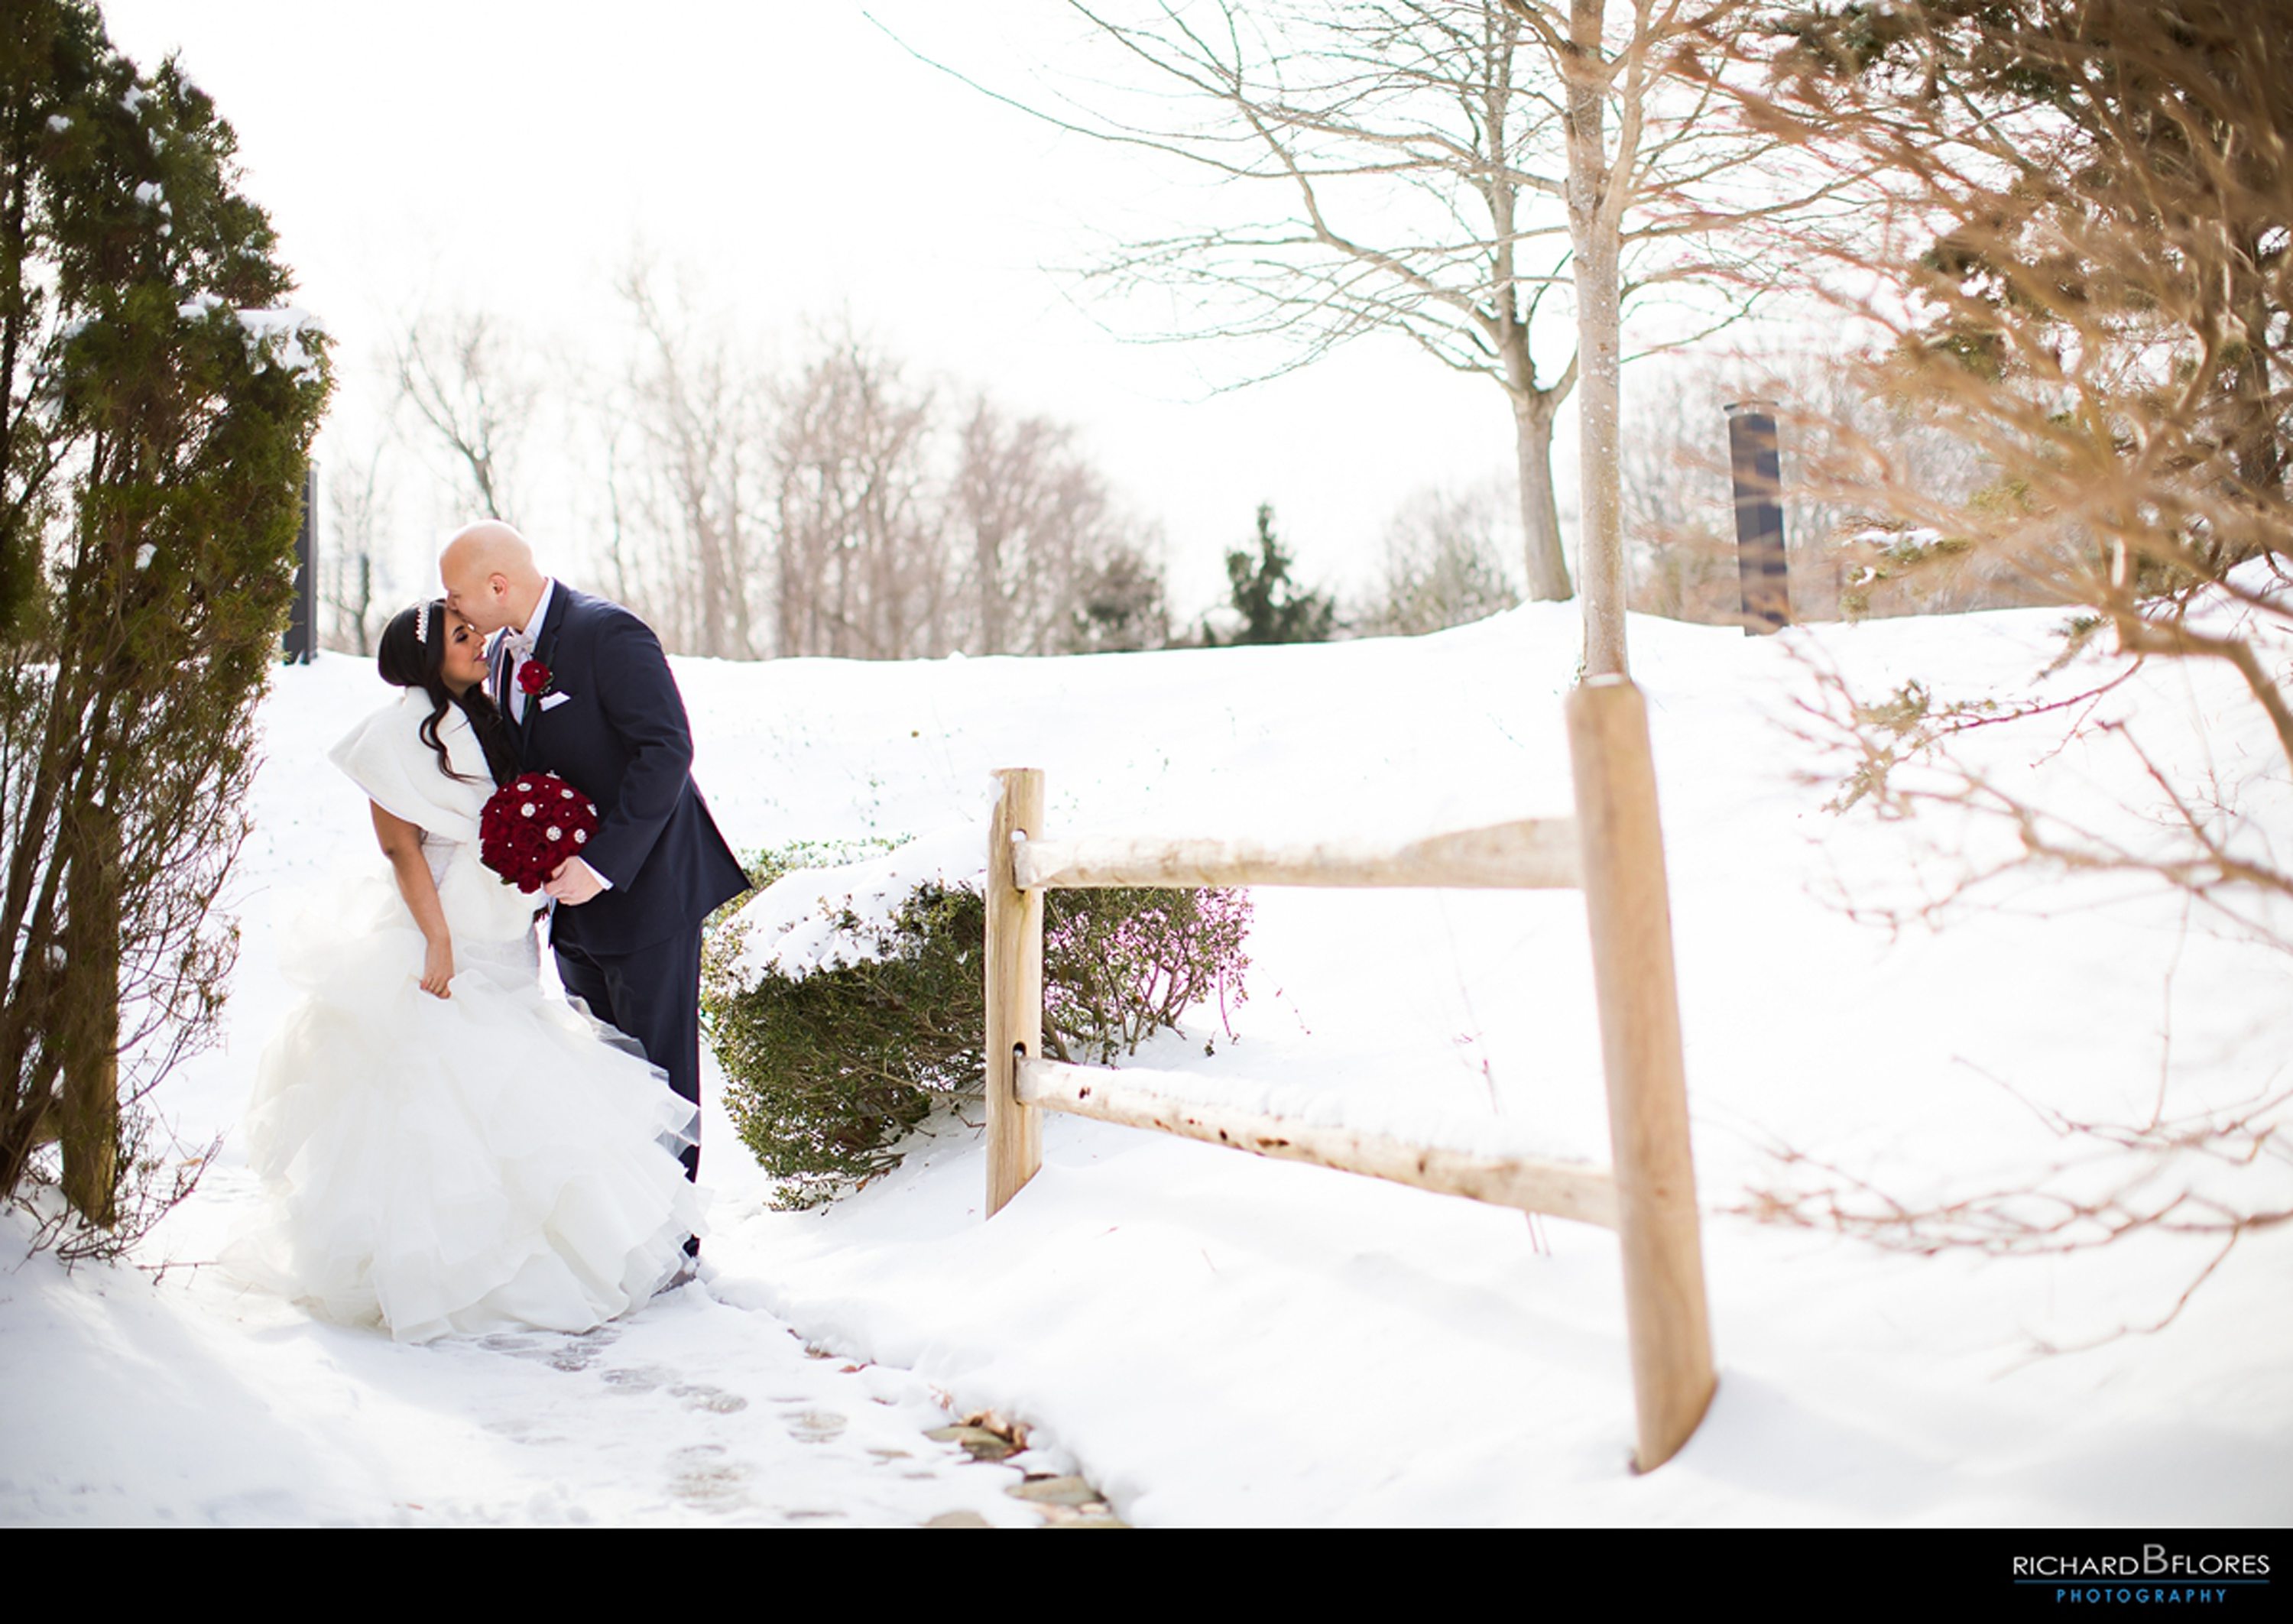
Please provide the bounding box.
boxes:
[230,687,702,1344]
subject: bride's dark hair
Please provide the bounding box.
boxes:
[376,601,520,787]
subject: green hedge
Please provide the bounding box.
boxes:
[702,839,1251,1207]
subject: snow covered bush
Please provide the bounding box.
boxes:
[702,835,1251,1207]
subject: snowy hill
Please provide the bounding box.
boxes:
[4,598,2288,1526]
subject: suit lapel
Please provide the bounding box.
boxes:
[516,583,576,753]
[533,582,573,674]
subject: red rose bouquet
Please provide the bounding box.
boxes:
[478,772,601,893]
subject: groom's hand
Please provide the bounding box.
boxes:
[544,856,608,905]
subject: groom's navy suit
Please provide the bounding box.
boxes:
[494,582,750,1194]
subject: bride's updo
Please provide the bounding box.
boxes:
[377,600,519,787]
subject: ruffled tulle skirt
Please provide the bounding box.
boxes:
[229,864,703,1344]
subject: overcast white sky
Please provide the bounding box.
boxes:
[100,1,1587,618]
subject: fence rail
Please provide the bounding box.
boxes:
[1015,1058,1623,1229]
[1014,818,1584,892]
[982,676,1716,1471]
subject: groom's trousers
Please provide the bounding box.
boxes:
[555,925,706,1198]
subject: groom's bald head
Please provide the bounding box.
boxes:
[439,521,546,636]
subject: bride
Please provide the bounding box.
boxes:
[231,598,702,1344]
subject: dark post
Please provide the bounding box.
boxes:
[59,797,122,1228]
[1724,400,1790,635]
[284,462,317,663]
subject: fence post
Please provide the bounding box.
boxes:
[284,461,318,663]
[986,767,1046,1217]
[1565,677,1715,1470]
[1724,400,1791,636]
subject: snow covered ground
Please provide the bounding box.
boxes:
[5,595,2289,1526]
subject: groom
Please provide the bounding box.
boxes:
[439,522,750,1224]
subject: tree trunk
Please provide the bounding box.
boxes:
[696,505,729,658]
[1478,14,1573,608]
[1566,0,1629,678]
[977,523,1004,654]
[60,797,119,1227]
[1,101,34,634]
[1573,232,1627,676]
[1513,391,1571,601]
[2228,233,2283,511]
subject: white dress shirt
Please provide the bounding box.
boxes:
[504,575,556,724]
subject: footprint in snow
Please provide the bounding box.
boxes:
[783,1408,847,1444]
[670,1382,749,1415]
[598,1364,671,1394]
[481,1416,566,1447]
[666,1443,751,1510]
[478,1325,621,1373]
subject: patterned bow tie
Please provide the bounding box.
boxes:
[504,629,537,660]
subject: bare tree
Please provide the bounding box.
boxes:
[951,397,1155,654]
[954,1,1583,601]
[591,417,678,648]
[1614,362,1737,622]
[391,306,536,524]
[319,442,394,654]
[1498,0,1864,672]
[1357,479,1523,634]
[771,329,948,660]
[610,264,770,659]
[903,0,1846,673]
[377,280,1168,665]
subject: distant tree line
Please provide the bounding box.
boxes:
[359,279,2054,660]
[332,271,1551,661]
[342,278,1171,663]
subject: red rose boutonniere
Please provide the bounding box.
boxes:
[517,658,555,699]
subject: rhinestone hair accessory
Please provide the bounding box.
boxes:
[414,601,430,646]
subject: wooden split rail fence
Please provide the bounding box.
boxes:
[982,675,1716,1470]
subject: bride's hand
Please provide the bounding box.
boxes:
[421,935,456,999]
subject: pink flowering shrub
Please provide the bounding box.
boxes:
[1043,887,1251,1064]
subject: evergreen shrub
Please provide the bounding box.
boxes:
[702,838,1251,1207]
[2,2,332,1248]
